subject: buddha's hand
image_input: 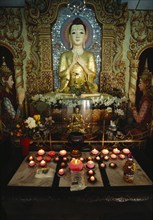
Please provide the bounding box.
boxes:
[77,56,86,68]
[72,52,79,65]
[18,87,25,105]
[128,89,135,105]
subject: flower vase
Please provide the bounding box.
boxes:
[20,137,30,157]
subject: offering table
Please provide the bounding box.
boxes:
[1,146,152,220]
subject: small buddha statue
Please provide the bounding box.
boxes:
[67,106,85,133]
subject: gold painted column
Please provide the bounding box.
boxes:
[100,24,115,92]
[38,24,53,92]
[129,59,139,95]
[13,58,24,93]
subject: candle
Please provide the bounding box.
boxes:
[103,155,109,161]
[40,160,46,167]
[119,153,126,159]
[95,155,101,162]
[28,160,36,167]
[80,157,84,162]
[69,158,83,171]
[59,150,67,156]
[100,162,106,168]
[122,148,130,155]
[48,150,56,157]
[38,149,45,156]
[60,162,67,168]
[36,156,43,162]
[27,155,34,162]
[91,148,99,155]
[90,176,95,181]
[110,153,117,159]
[44,155,51,162]
[113,148,120,154]
[87,169,94,176]
[54,156,59,162]
[58,168,65,176]
[63,157,68,162]
[109,162,117,168]
[101,149,109,155]
[87,156,93,161]
[86,160,95,169]
[88,175,97,183]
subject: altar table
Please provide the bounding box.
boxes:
[1,147,153,220]
[8,152,152,188]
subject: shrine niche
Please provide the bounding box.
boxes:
[25,0,128,96]
[128,10,153,97]
[0,8,26,95]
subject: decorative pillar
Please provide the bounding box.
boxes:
[100,24,115,92]
[13,58,24,94]
[129,59,139,95]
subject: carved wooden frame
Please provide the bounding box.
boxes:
[127,11,153,95]
[0,8,26,95]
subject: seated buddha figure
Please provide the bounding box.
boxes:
[67,106,85,133]
[58,17,98,94]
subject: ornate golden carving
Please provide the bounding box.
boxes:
[86,0,128,93]
[128,11,153,94]
[0,8,26,95]
[25,0,68,94]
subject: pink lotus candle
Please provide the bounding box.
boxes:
[109,162,117,168]
[40,160,46,167]
[110,153,117,159]
[63,157,68,162]
[28,160,36,167]
[100,163,106,168]
[29,156,33,160]
[122,148,130,155]
[86,160,95,169]
[38,149,45,156]
[91,148,99,155]
[28,155,34,162]
[36,156,43,162]
[80,157,84,162]
[90,176,95,181]
[101,149,109,155]
[58,168,65,176]
[69,158,83,171]
[44,156,51,162]
[59,150,67,156]
[48,150,56,157]
[87,156,93,161]
[103,155,109,161]
[113,148,120,154]
[89,175,96,182]
[60,162,67,168]
[95,156,101,161]
[54,156,59,162]
[88,170,94,175]
[119,153,126,159]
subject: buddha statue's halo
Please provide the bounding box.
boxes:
[60,15,93,50]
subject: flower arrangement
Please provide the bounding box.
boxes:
[14,114,41,138]
[31,93,128,110]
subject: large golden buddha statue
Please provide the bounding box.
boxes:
[57,17,98,94]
